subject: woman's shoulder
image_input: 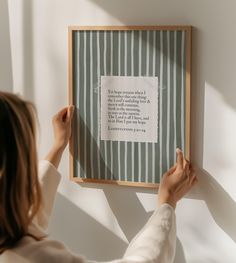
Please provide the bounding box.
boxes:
[1,236,85,263]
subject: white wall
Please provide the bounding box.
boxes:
[2,0,236,262]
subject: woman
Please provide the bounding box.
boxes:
[0,91,197,263]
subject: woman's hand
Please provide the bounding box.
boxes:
[157,149,198,209]
[45,106,74,169]
[52,106,74,151]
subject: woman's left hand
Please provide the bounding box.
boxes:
[45,106,75,169]
[52,105,75,151]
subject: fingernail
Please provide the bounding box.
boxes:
[176,148,182,153]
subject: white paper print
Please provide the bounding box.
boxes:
[101,76,158,143]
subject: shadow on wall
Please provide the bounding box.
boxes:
[190,27,236,244]
[0,0,13,91]
[49,192,127,261]
[195,168,236,244]
[0,0,34,97]
[22,0,34,100]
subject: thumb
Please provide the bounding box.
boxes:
[66,105,75,122]
[176,148,184,170]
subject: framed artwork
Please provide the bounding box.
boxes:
[68,26,191,188]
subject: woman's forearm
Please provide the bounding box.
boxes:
[44,144,65,169]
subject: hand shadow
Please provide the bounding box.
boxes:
[187,167,236,244]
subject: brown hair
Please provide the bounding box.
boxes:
[0,91,42,253]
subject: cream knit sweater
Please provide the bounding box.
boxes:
[1,160,176,263]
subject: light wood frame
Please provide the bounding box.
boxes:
[68,26,191,188]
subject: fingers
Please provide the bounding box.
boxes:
[176,148,190,176]
[65,105,75,123]
[165,165,177,176]
[54,105,75,123]
[176,148,184,170]
[57,107,68,117]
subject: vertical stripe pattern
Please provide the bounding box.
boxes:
[73,30,187,184]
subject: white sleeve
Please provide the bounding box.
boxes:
[32,160,61,232]
[122,203,176,263]
[87,204,176,263]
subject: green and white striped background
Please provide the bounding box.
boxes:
[72,29,186,184]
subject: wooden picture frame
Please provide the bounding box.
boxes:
[68,26,191,188]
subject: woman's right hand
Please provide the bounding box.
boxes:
[157,148,198,209]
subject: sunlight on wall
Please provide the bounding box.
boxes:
[203,82,236,199]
